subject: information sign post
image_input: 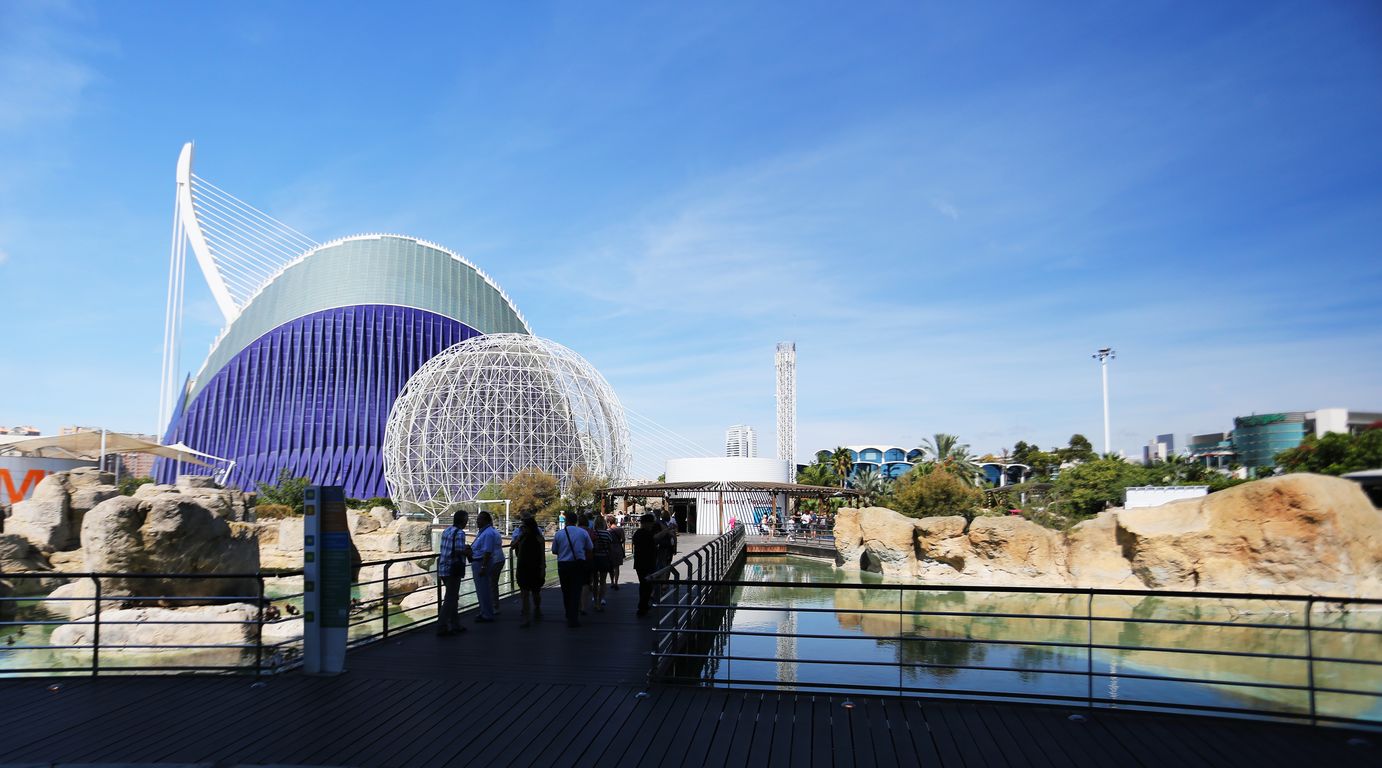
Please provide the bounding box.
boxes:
[303,485,350,675]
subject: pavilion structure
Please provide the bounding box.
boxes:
[596,479,858,535]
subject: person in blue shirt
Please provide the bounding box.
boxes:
[551,510,593,627]
[471,511,504,622]
[437,510,470,636]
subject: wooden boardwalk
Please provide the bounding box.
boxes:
[0,560,1376,767]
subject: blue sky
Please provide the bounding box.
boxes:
[2,1,1380,466]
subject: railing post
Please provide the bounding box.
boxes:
[1305,598,1316,726]
[1086,590,1094,709]
[382,561,392,640]
[255,575,265,676]
[91,576,101,677]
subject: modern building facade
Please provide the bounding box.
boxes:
[815,445,923,480]
[725,425,758,458]
[155,144,531,498]
[664,456,793,535]
[158,234,530,497]
[1142,433,1175,464]
[1185,408,1381,474]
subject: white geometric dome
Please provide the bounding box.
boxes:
[382,333,630,514]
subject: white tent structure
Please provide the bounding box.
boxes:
[0,432,229,481]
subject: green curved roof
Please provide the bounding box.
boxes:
[189,234,530,401]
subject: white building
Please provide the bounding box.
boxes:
[724,425,758,458]
[664,456,793,535]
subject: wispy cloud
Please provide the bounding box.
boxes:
[0,3,98,135]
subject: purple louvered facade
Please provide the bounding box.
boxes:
[155,305,478,498]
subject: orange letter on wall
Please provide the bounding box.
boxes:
[0,469,50,505]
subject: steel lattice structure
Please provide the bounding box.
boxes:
[382,334,630,514]
[775,341,796,463]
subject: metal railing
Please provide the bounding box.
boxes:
[0,542,558,677]
[648,576,1382,728]
[646,525,745,684]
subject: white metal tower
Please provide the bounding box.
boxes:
[775,342,796,463]
[158,143,318,437]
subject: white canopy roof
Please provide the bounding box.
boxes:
[0,432,221,469]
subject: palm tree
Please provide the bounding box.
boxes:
[922,433,962,463]
[920,433,983,486]
[850,469,889,507]
[797,463,835,487]
[829,447,855,488]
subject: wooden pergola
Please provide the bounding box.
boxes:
[596,480,859,533]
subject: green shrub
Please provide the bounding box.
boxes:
[118,476,155,496]
[891,467,983,520]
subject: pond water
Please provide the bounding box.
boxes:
[694,556,1381,723]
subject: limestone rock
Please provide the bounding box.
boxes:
[358,559,433,604]
[1067,512,1141,589]
[0,533,60,594]
[48,548,88,573]
[176,474,219,489]
[832,507,865,568]
[275,517,304,551]
[255,520,280,547]
[134,483,180,499]
[7,483,70,552]
[854,507,921,575]
[355,530,400,554]
[393,519,433,552]
[42,580,97,619]
[51,603,259,662]
[913,516,969,578]
[400,587,439,613]
[81,494,259,603]
[347,510,380,535]
[1116,473,1382,596]
[964,516,1068,585]
[369,506,396,528]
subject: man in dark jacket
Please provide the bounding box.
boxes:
[631,512,669,617]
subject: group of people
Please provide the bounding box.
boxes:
[435,507,681,634]
[760,509,832,540]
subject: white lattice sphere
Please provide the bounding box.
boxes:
[382,333,630,514]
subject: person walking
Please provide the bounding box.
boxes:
[589,515,613,611]
[606,514,625,591]
[657,510,677,569]
[512,515,545,627]
[437,510,470,636]
[632,513,669,617]
[552,510,592,627]
[471,511,503,622]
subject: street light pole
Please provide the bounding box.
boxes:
[1092,348,1115,456]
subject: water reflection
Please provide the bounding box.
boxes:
[706,557,1381,722]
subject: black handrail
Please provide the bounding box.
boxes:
[645,571,1382,728]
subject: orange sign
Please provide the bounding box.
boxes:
[1,468,50,505]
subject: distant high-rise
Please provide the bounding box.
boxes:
[725,425,758,458]
[775,342,796,463]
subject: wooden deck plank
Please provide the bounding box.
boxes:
[972,702,1042,768]
[829,695,857,768]
[510,683,605,768]
[701,690,749,767]
[809,695,834,768]
[857,697,896,768]
[418,681,540,767]
[894,699,942,767]
[610,685,691,768]
[677,686,734,768]
[326,679,474,767]
[744,691,781,766]
[659,684,718,768]
[566,685,644,768]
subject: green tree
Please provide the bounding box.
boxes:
[850,468,890,508]
[117,475,155,497]
[255,468,312,515]
[1011,440,1036,466]
[891,466,983,520]
[1050,457,1144,518]
[921,433,982,485]
[828,447,854,488]
[797,462,837,487]
[1059,434,1098,464]
[502,467,562,527]
[562,464,608,513]
[1022,450,1062,480]
[1276,429,1382,476]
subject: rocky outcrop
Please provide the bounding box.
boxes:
[5,468,115,552]
[135,477,248,521]
[835,474,1382,597]
[358,559,433,604]
[0,533,62,595]
[42,580,97,619]
[256,510,433,569]
[50,603,259,661]
[82,494,259,603]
